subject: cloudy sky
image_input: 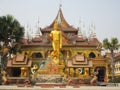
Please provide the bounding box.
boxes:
[0,0,120,42]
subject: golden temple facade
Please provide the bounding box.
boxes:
[19,7,109,83]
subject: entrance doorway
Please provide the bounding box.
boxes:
[95,66,106,82]
[12,67,21,77]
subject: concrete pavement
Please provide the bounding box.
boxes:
[0,85,120,90]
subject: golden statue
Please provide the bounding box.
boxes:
[50,21,62,64]
[20,67,28,77]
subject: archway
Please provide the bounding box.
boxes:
[89,52,96,58]
[95,66,106,82]
[32,52,43,58]
[12,67,21,77]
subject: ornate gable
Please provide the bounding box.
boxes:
[41,7,78,32]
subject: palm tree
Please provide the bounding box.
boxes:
[103,38,120,82]
[0,15,24,69]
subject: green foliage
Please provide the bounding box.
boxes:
[0,15,24,43]
[103,38,120,51]
[0,14,24,54]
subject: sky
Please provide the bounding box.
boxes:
[0,0,120,42]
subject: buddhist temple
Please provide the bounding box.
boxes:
[6,6,110,85]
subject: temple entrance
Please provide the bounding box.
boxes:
[12,67,21,77]
[95,66,106,82]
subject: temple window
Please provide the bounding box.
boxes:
[89,52,96,58]
[32,52,43,58]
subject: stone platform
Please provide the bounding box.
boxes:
[35,74,66,86]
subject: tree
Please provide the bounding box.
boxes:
[103,38,120,82]
[0,15,24,69]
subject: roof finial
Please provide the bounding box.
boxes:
[59,0,62,9]
[78,16,83,37]
[88,22,96,40]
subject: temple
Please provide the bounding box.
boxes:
[6,7,110,85]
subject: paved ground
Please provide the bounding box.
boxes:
[0,85,120,90]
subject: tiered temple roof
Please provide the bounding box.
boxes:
[7,53,32,67]
[67,55,92,67]
[22,7,100,47]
